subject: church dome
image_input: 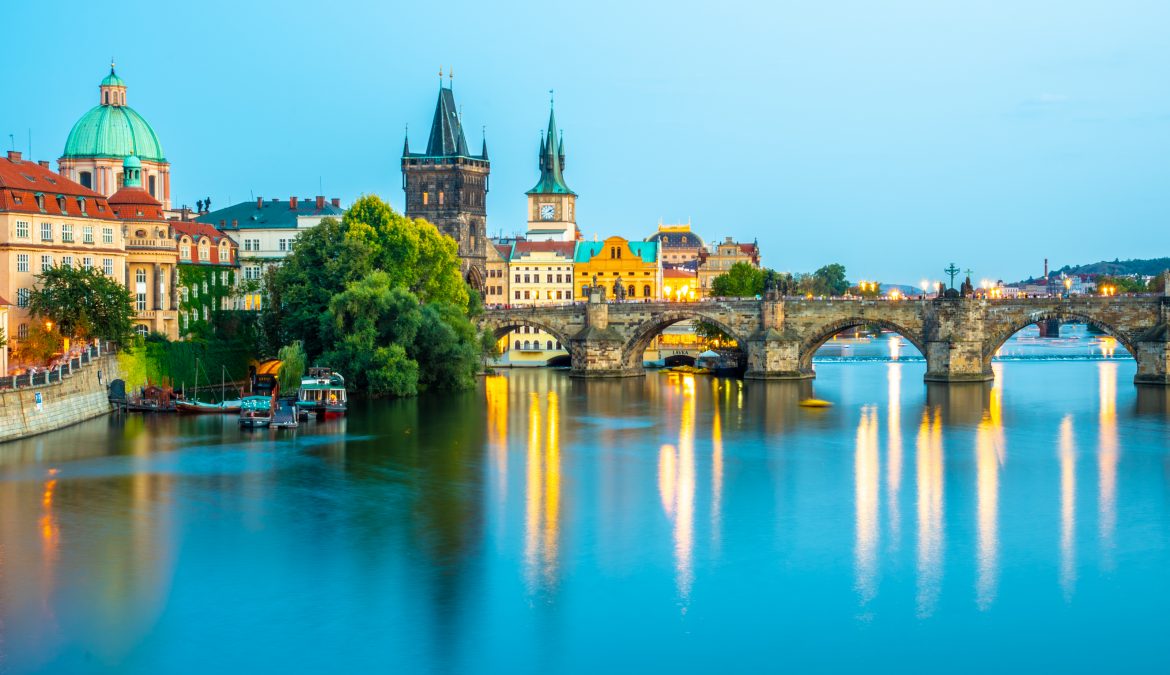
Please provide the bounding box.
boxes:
[62,67,165,162]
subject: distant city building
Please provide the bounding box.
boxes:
[663,267,702,300]
[525,102,578,243]
[402,76,490,289]
[59,64,173,210]
[108,156,179,339]
[502,241,575,365]
[198,195,343,310]
[484,242,511,307]
[573,236,661,301]
[699,237,760,294]
[647,222,704,269]
[0,151,126,358]
[171,220,239,336]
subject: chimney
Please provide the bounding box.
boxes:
[315,195,325,209]
[6,150,21,162]
[1044,258,1049,279]
[289,196,298,210]
[257,197,263,209]
[38,160,50,168]
[331,198,340,208]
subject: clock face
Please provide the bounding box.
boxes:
[540,204,555,221]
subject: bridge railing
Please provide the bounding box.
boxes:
[1,343,104,391]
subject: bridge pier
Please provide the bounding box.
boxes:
[1134,328,1170,385]
[924,340,993,383]
[569,296,643,378]
[743,334,809,380]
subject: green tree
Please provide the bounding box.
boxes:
[711,262,765,297]
[276,341,307,394]
[1095,275,1146,294]
[812,263,849,296]
[16,324,63,364]
[27,265,135,344]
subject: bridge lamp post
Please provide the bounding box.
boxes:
[1063,277,1072,298]
[663,284,672,302]
[920,279,930,300]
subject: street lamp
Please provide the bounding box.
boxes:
[663,284,672,301]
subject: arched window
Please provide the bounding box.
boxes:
[523,340,531,350]
[628,285,636,297]
[643,285,651,297]
[135,268,146,284]
[199,239,210,261]
[79,171,92,189]
[515,340,521,350]
[555,341,561,349]
[546,340,553,350]
[103,92,109,105]
[134,324,149,337]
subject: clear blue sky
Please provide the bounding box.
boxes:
[5,0,1169,284]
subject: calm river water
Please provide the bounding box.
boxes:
[2,331,1170,673]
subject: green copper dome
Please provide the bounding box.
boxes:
[62,68,165,162]
[63,104,165,161]
[101,71,125,87]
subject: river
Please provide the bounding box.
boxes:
[1,330,1169,673]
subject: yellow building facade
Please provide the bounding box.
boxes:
[573,236,661,301]
[500,241,575,366]
[109,159,179,339]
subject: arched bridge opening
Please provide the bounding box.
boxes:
[798,317,927,371]
[621,310,747,373]
[982,311,1138,367]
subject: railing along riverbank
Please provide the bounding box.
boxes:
[1,343,107,391]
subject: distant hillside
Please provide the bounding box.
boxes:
[1053,258,1170,278]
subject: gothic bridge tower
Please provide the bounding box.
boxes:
[402,71,490,290]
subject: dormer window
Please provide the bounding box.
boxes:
[57,196,67,214]
[77,197,86,214]
[34,193,44,211]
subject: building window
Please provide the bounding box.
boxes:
[135,325,149,337]
[220,271,228,286]
[514,291,520,300]
[103,258,114,276]
[524,274,531,283]
[546,340,553,350]
[514,274,520,283]
[62,256,73,269]
[82,256,93,270]
[202,281,209,294]
[17,323,28,339]
[422,192,429,205]
[40,222,52,241]
[515,340,521,350]
[137,293,147,311]
[203,306,209,321]
[278,238,288,252]
[524,340,531,350]
[199,240,210,261]
[62,223,73,242]
[16,254,28,272]
[79,171,92,189]
[148,175,157,197]
[628,285,635,297]
[85,226,96,243]
[16,288,29,307]
[15,220,29,238]
[180,240,191,260]
[244,265,261,281]
[41,255,53,272]
[182,287,189,303]
[643,285,651,297]
[524,290,530,300]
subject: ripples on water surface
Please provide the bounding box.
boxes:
[2,337,1169,673]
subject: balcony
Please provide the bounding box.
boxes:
[126,238,177,251]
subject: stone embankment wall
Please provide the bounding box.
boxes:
[0,355,121,443]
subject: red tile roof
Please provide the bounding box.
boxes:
[0,153,115,220]
[664,267,697,279]
[172,220,238,265]
[511,241,576,259]
[108,185,165,221]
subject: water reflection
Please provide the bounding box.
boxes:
[916,406,944,618]
[658,375,696,603]
[1097,361,1118,570]
[886,364,903,549]
[854,405,880,604]
[524,390,562,592]
[974,365,1004,610]
[1059,414,1077,600]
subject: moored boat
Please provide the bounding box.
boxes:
[238,396,274,428]
[296,368,348,418]
[177,399,242,414]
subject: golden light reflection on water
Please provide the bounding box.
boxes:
[854,405,880,604]
[886,364,903,548]
[1098,336,1117,359]
[1059,414,1077,600]
[711,379,724,553]
[1097,361,1118,570]
[916,407,944,618]
[975,366,1004,610]
[524,390,561,591]
[484,375,508,503]
[658,374,696,603]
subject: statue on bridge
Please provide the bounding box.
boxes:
[612,276,627,302]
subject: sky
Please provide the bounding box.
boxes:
[4,0,1169,285]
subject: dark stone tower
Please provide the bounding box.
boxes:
[402,75,490,289]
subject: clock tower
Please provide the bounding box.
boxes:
[525,99,577,242]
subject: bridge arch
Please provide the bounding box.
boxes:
[982,310,1138,364]
[798,316,927,370]
[621,309,747,370]
[480,317,572,352]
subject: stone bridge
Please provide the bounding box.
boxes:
[479,295,1170,385]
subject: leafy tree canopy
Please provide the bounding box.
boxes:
[711,262,765,297]
[28,265,135,344]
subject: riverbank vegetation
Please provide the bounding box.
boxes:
[262,195,488,398]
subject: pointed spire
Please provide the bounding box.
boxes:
[402,124,410,157]
[527,94,574,196]
[558,131,565,172]
[480,126,488,160]
[424,81,470,157]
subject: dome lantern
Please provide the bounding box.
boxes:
[100,60,127,106]
[122,155,142,188]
